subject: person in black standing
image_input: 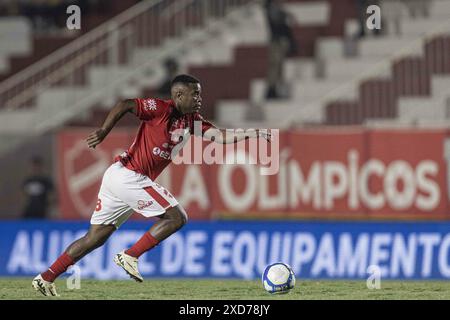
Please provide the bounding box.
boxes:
[22,156,54,219]
[264,0,297,99]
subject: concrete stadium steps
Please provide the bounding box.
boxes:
[1,2,265,131]
[292,80,359,101]
[0,87,97,134]
[284,58,317,81]
[184,45,271,119]
[216,101,251,126]
[325,100,362,125]
[261,100,322,124]
[315,37,345,58]
[0,18,32,74]
[357,37,425,58]
[429,0,450,17]
[425,35,450,74]
[321,0,450,127]
[88,66,136,91]
[331,78,397,125]
[1,0,354,132]
[400,19,450,37]
[316,35,424,59]
[365,117,450,130]
[248,79,267,104]
[177,36,237,67]
[8,0,449,134]
[0,18,31,56]
[213,47,374,125]
[217,97,328,127]
[392,55,432,97]
[0,1,141,85]
[324,35,450,126]
[246,60,317,107]
[67,106,141,128]
[283,1,330,25]
[217,73,359,127]
[0,109,35,134]
[129,47,161,67]
[220,3,268,43]
[214,0,450,128]
[127,67,165,91]
[0,57,8,74]
[397,76,450,122]
[313,0,450,125]
[33,88,94,130]
[323,57,393,80]
[430,76,450,96]
[184,0,357,124]
[398,96,448,122]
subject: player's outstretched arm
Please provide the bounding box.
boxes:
[86,99,136,149]
[203,128,271,144]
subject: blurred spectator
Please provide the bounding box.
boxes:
[263,0,297,100]
[157,57,179,99]
[22,156,55,219]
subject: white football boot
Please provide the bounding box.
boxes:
[32,274,59,297]
[114,251,144,282]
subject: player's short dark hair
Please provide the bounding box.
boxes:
[171,74,200,88]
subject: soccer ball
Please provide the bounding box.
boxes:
[262,263,295,294]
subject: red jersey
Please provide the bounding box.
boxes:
[115,98,215,180]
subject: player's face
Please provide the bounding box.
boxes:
[179,83,202,114]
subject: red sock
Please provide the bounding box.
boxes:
[41,252,74,282]
[125,232,159,258]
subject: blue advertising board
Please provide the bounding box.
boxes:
[1,221,450,280]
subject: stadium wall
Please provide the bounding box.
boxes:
[2,220,450,280]
[57,127,450,220]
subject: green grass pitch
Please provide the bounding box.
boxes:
[1,278,450,300]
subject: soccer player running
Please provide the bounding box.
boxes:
[32,74,271,296]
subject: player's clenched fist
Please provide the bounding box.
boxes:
[86,128,107,149]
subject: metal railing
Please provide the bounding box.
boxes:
[0,0,253,111]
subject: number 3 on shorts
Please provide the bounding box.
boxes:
[95,198,102,211]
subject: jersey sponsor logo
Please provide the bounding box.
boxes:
[143,99,157,111]
[152,147,161,155]
[137,200,154,210]
[153,146,171,160]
